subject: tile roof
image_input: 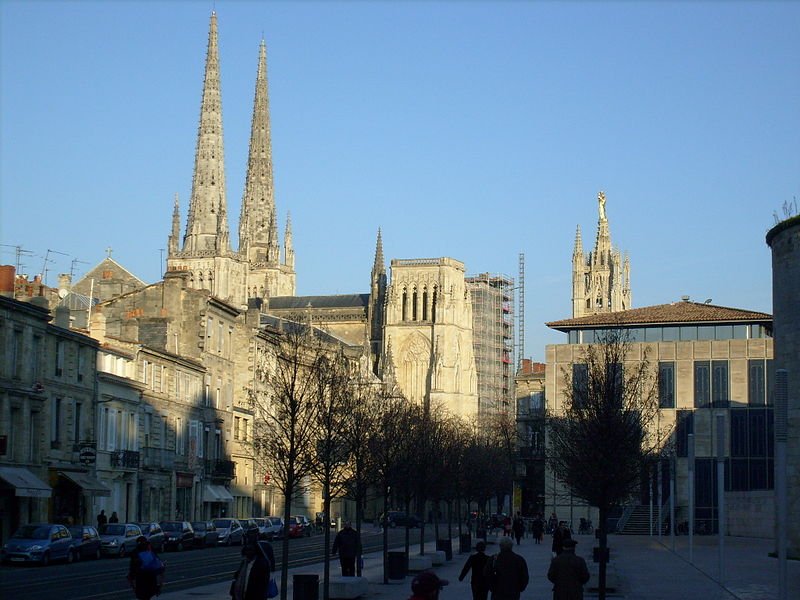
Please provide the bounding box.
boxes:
[546,301,772,330]
[268,294,370,310]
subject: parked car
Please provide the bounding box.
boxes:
[269,517,285,540]
[159,521,195,551]
[380,511,422,528]
[67,525,102,561]
[241,518,260,545]
[1,523,75,566]
[252,518,270,541]
[286,516,311,539]
[262,517,283,540]
[212,518,244,546]
[190,521,219,547]
[136,522,166,552]
[315,512,336,530]
[99,523,142,558]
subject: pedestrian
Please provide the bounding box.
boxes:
[127,535,164,600]
[331,520,361,576]
[97,509,107,529]
[503,516,512,537]
[547,538,590,600]
[483,536,529,600]
[512,513,525,546]
[109,511,119,524]
[552,521,572,557]
[408,570,448,600]
[230,542,271,600]
[458,540,490,600]
[532,515,544,545]
[547,512,558,535]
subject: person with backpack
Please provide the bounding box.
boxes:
[128,536,165,600]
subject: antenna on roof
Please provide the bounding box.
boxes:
[704,298,713,304]
[70,258,90,280]
[41,249,68,287]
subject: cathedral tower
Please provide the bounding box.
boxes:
[367,229,387,374]
[572,192,631,318]
[382,257,478,420]
[167,12,247,304]
[238,39,296,299]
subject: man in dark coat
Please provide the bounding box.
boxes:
[331,520,361,576]
[230,542,271,600]
[97,509,107,529]
[458,540,490,600]
[547,538,590,600]
[483,536,529,600]
[552,521,572,556]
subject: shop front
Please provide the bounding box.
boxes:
[0,466,52,543]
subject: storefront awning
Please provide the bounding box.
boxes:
[0,466,52,498]
[203,483,234,503]
[59,471,112,497]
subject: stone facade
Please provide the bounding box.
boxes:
[0,295,100,542]
[383,258,478,419]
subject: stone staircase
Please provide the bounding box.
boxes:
[617,504,668,535]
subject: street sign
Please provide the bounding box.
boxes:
[79,443,97,466]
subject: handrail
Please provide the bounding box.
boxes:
[616,504,636,532]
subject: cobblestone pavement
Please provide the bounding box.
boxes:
[163,532,798,599]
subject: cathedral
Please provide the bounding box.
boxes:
[163,13,479,421]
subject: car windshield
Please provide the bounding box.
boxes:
[161,522,181,531]
[191,522,206,531]
[100,524,126,536]
[213,519,232,528]
[68,527,83,537]
[136,523,150,532]
[13,525,50,539]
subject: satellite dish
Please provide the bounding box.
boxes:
[58,288,69,299]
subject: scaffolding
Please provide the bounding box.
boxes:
[466,272,515,418]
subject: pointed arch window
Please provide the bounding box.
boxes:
[422,288,429,321]
[402,288,408,321]
[412,288,418,321]
[432,287,438,323]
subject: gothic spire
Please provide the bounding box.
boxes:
[283,212,294,269]
[268,209,280,263]
[573,225,583,259]
[372,228,385,276]
[183,12,230,255]
[168,193,180,256]
[239,38,275,262]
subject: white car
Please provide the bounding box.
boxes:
[212,518,243,546]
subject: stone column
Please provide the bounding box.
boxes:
[766,216,800,557]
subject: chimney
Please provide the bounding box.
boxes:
[0,265,15,297]
[54,305,71,329]
[58,273,72,292]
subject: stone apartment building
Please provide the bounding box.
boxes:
[0,295,102,543]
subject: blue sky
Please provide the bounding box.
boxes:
[1,1,798,361]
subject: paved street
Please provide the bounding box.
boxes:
[160,532,798,600]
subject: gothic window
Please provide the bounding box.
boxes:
[422,288,428,321]
[431,287,437,323]
[402,289,408,321]
[412,289,418,321]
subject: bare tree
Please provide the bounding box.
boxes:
[249,323,326,600]
[547,328,661,600]
[310,347,358,600]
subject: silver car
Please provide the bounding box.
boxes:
[212,518,243,546]
[99,523,142,557]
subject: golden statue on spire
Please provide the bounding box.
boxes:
[598,191,607,221]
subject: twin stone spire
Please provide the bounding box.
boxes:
[167,12,295,304]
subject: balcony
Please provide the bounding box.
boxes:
[205,459,236,481]
[141,447,175,470]
[110,449,140,470]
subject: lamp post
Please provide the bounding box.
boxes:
[716,412,725,585]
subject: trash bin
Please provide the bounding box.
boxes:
[436,538,453,561]
[459,532,471,554]
[293,573,319,600]
[387,551,407,580]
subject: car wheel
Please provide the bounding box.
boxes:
[41,552,50,567]
[119,546,126,558]
[68,549,76,563]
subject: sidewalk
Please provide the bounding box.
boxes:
[162,532,799,599]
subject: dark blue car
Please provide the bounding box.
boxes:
[68,525,102,561]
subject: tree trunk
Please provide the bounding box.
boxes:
[598,505,608,600]
[382,486,389,584]
[322,485,331,600]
